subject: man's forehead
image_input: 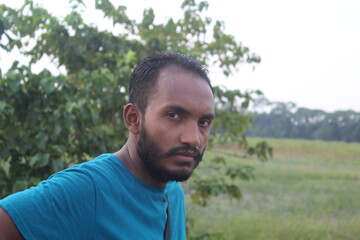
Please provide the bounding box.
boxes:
[155,66,212,94]
[146,66,214,116]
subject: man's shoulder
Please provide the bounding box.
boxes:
[34,153,122,195]
[64,153,121,177]
[73,153,119,169]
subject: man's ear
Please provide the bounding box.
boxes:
[123,103,142,135]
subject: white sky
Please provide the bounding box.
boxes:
[1,0,359,112]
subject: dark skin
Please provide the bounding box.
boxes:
[0,66,215,238]
[0,207,24,240]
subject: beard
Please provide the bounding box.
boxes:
[136,126,204,183]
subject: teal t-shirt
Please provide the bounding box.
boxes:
[0,154,186,240]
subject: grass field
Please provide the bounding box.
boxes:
[188,138,360,240]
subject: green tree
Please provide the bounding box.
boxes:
[0,0,272,238]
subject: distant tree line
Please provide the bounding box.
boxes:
[246,98,360,142]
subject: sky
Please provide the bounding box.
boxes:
[1,0,359,112]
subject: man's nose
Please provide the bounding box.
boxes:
[180,122,201,148]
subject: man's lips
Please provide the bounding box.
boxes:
[173,151,198,164]
[164,146,202,162]
[175,150,198,158]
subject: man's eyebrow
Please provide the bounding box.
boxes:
[165,104,215,119]
[201,113,215,120]
[165,104,190,115]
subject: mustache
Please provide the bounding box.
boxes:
[164,146,203,161]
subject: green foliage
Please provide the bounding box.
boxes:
[0,61,130,195]
[0,0,272,238]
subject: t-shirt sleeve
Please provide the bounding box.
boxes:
[0,168,97,240]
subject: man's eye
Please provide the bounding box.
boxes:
[199,119,211,127]
[167,112,180,119]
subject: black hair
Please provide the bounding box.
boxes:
[129,52,213,113]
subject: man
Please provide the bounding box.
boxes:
[0,52,215,239]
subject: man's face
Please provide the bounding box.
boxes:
[136,66,215,183]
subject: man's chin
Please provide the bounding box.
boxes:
[153,168,194,183]
[168,173,192,182]
[168,161,201,181]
